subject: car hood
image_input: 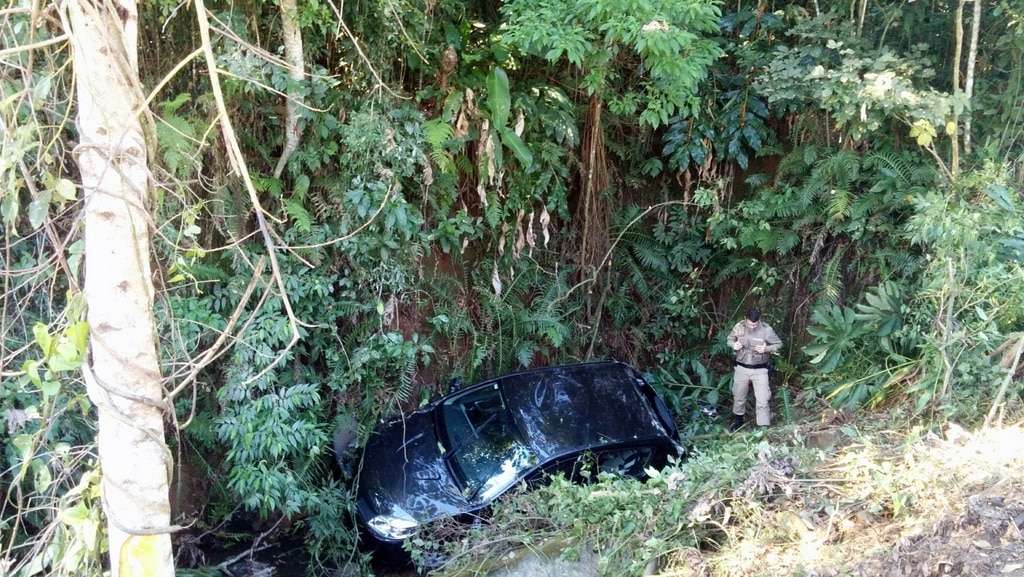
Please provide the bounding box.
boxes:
[356,410,470,532]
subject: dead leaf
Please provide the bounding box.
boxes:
[540,205,550,247]
[525,209,536,253]
[455,110,470,139]
[498,222,508,256]
[491,262,502,297]
[477,119,491,207]
[514,210,525,259]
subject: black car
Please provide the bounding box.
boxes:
[344,361,684,544]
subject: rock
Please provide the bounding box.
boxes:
[807,429,841,451]
[945,422,971,445]
[489,549,597,577]
[226,559,276,577]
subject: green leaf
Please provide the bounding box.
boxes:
[67,240,85,280]
[40,380,60,397]
[975,306,988,322]
[294,174,310,199]
[66,321,89,356]
[54,179,77,202]
[487,68,511,128]
[33,323,53,356]
[516,340,536,367]
[161,92,192,115]
[983,183,1014,211]
[22,359,42,385]
[32,74,52,102]
[498,127,533,169]
[33,460,52,493]
[13,434,33,461]
[909,120,936,147]
[27,189,51,229]
[60,502,91,526]
[49,341,81,371]
[1,192,18,226]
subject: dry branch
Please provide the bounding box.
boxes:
[193,0,301,387]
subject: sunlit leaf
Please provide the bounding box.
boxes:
[486,68,511,128]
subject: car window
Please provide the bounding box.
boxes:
[500,365,666,460]
[597,447,654,478]
[442,384,538,502]
[527,451,596,486]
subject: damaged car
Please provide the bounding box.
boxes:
[339,361,684,545]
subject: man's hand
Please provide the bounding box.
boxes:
[754,344,767,354]
[732,341,743,351]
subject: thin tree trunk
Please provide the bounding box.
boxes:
[951,0,965,178]
[857,0,868,37]
[578,94,608,274]
[67,1,174,575]
[964,0,982,155]
[985,336,1024,427]
[273,0,305,179]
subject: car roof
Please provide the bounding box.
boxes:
[491,361,669,459]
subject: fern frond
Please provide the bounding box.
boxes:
[775,146,811,182]
[827,189,853,222]
[423,119,454,148]
[867,152,912,185]
[818,246,847,308]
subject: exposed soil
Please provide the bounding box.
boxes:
[850,494,1024,577]
[665,422,1024,577]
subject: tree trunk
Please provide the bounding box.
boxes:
[67,1,175,575]
[951,0,965,178]
[273,0,306,179]
[964,0,982,155]
[578,93,608,275]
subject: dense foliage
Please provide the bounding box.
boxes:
[2,0,1024,575]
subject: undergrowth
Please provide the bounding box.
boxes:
[413,397,1024,577]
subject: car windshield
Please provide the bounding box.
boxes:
[441,383,537,502]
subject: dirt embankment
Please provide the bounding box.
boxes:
[662,422,1024,577]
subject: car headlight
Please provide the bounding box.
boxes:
[368,514,419,540]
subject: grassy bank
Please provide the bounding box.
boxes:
[418,403,1024,577]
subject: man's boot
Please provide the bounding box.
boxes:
[730,414,744,432]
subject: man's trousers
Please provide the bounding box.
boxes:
[732,365,771,426]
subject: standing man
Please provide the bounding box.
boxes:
[727,308,783,430]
